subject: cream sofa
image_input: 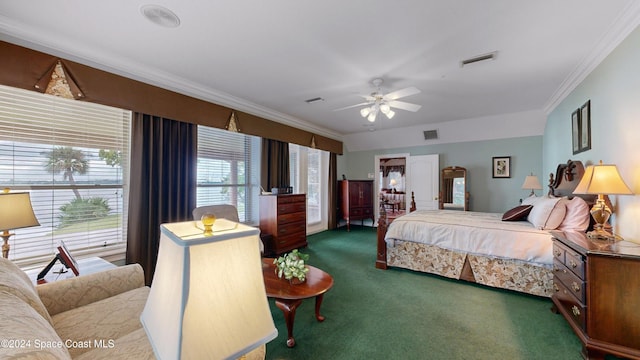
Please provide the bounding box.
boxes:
[0,257,266,359]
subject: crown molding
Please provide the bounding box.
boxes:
[544,2,640,115]
[0,17,343,142]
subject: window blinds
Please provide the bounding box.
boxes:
[196,126,261,225]
[0,84,130,267]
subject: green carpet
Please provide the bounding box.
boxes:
[265,227,583,360]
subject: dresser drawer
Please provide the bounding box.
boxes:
[277,195,305,204]
[553,279,586,332]
[277,211,305,225]
[553,241,585,279]
[278,202,306,214]
[553,259,585,303]
[277,221,306,236]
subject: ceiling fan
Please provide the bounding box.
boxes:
[334,78,422,122]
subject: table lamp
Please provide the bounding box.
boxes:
[0,189,40,259]
[573,161,633,239]
[390,179,397,192]
[140,219,277,360]
[521,173,542,196]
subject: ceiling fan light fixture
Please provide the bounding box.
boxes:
[380,103,390,114]
[360,107,371,117]
[367,111,377,122]
[385,110,395,119]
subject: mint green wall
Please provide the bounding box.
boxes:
[338,136,542,213]
[544,25,640,242]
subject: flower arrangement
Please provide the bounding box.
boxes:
[273,249,310,283]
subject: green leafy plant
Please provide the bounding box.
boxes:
[274,249,310,282]
[58,197,111,228]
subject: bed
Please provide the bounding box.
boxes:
[375,160,597,297]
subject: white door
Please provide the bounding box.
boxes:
[407,154,439,210]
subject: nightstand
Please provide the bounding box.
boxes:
[550,230,640,360]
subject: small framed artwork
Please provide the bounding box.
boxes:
[580,100,591,152]
[571,108,581,154]
[492,156,511,178]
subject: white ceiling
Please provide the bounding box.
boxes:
[1,1,639,140]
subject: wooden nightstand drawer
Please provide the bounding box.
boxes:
[553,259,585,303]
[553,241,585,279]
[553,278,586,332]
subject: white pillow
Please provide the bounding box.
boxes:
[527,196,567,230]
[557,197,590,232]
[521,195,539,206]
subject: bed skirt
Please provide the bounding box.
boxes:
[386,240,553,297]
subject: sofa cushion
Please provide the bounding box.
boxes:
[0,256,53,324]
[52,286,149,358]
[38,263,146,317]
[0,289,71,359]
[74,328,155,360]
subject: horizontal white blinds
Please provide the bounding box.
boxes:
[0,84,131,267]
[196,126,260,225]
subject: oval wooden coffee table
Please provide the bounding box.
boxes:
[262,258,334,347]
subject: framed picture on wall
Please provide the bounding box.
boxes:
[571,108,581,154]
[492,156,511,178]
[580,100,591,152]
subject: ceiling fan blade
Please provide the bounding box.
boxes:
[387,100,422,112]
[384,87,421,100]
[333,102,371,111]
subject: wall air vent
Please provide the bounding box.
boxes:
[423,130,438,140]
[461,51,497,67]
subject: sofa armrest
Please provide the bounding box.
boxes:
[37,263,146,316]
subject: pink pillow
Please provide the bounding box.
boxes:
[557,197,590,232]
[527,196,567,230]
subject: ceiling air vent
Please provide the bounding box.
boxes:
[423,130,438,140]
[460,51,497,67]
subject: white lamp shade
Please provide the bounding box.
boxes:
[141,219,277,360]
[0,192,40,231]
[359,107,370,117]
[573,162,633,195]
[521,175,542,191]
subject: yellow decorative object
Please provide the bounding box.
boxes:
[201,214,216,235]
[226,111,240,133]
[573,160,633,239]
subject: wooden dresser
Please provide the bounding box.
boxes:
[259,194,307,256]
[339,180,374,231]
[550,230,640,360]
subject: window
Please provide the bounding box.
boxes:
[289,144,328,234]
[0,85,130,267]
[196,126,261,225]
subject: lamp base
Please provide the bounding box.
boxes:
[586,228,614,241]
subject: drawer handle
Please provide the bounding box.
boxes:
[569,260,578,268]
[554,250,562,257]
[572,306,580,317]
[553,266,560,272]
[553,283,559,292]
[571,282,580,293]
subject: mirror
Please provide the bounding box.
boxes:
[439,166,469,211]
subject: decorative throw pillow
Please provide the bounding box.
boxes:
[558,197,590,232]
[502,205,533,221]
[527,196,567,229]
